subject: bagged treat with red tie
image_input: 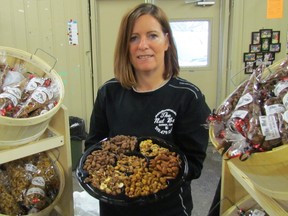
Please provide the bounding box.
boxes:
[13,78,57,118]
[0,77,28,117]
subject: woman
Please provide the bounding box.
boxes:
[85,3,211,216]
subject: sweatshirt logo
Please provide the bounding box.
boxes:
[154,109,176,135]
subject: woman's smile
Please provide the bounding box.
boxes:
[137,54,153,59]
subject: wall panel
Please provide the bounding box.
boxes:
[0,0,93,125]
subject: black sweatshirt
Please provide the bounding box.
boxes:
[85,76,211,216]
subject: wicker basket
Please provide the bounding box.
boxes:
[209,56,288,202]
[0,151,65,216]
[0,46,64,148]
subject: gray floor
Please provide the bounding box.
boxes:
[191,144,222,216]
[72,143,222,216]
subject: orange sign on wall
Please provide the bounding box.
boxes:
[267,0,283,19]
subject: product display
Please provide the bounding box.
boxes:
[0,47,71,214]
[76,135,188,206]
[0,52,60,118]
[0,152,61,215]
[208,58,288,159]
[0,46,65,147]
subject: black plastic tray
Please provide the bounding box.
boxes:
[76,136,188,206]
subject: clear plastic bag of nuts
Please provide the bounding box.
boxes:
[0,152,60,215]
[210,58,288,157]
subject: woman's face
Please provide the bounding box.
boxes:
[129,14,169,76]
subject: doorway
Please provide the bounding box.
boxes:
[90,0,224,110]
[154,0,221,110]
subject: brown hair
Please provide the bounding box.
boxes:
[114,3,179,89]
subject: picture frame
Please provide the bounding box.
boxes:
[243,52,256,62]
[255,53,263,65]
[269,43,281,52]
[261,38,270,52]
[251,32,260,44]
[272,31,280,43]
[243,29,281,75]
[260,29,272,38]
[250,44,261,53]
[263,52,275,61]
[245,62,254,74]
[255,52,263,60]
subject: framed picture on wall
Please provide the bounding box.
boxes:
[263,52,275,61]
[260,29,272,38]
[245,62,254,74]
[252,32,260,44]
[261,38,270,51]
[243,28,282,75]
[256,53,263,60]
[269,43,281,52]
[255,53,263,65]
[272,31,280,43]
[244,52,256,62]
[250,44,261,52]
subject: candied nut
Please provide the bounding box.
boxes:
[82,136,182,198]
[139,139,168,157]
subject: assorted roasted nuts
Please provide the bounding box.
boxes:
[139,139,169,157]
[82,135,183,199]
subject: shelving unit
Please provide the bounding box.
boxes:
[209,127,288,215]
[223,147,288,214]
[222,160,288,215]
[0,105,74,215]
[221,154,288,215]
